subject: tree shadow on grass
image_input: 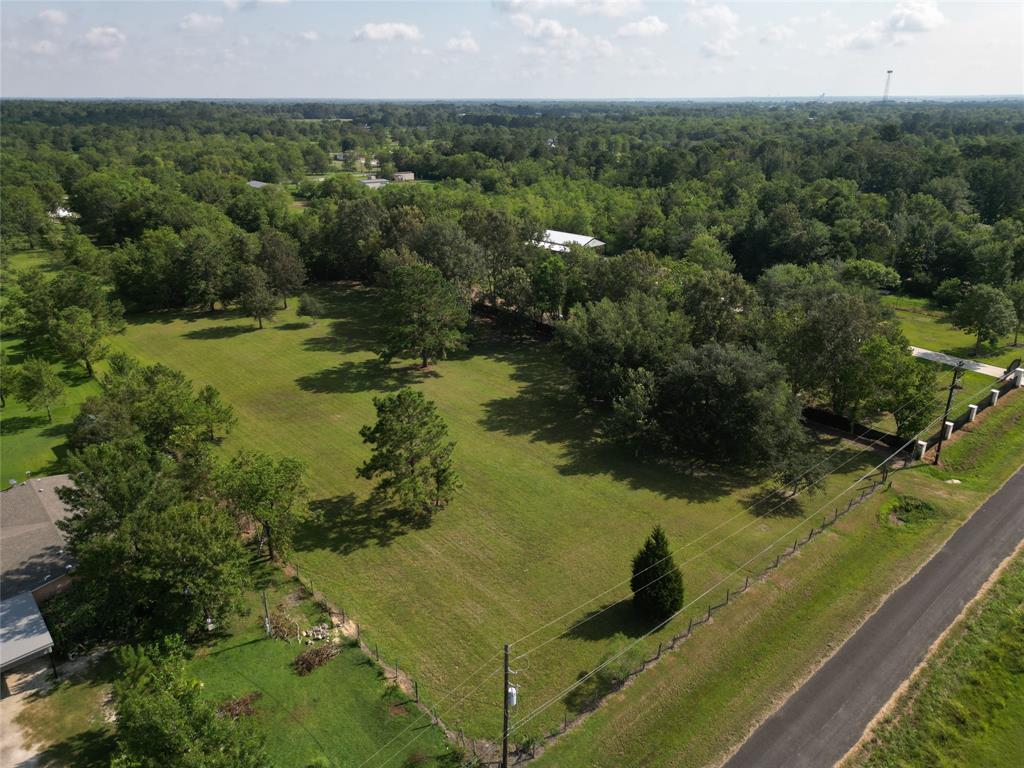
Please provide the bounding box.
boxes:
[35,728,115,768]
[295,360,439,396]
[475,331,752,503]
[0,414,50,433]
[182,325,257,341]
[294,494,431,556]
[275,322,309,331]
[559,600,654,642]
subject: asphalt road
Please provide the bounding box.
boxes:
[723,467,1024,768]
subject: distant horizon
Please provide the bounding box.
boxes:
[3,94,1022,103]
[3,2,1020,100]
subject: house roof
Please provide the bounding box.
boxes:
[0,592,54,672]
[537,229,606,252]
[1,475,74,600]
[247,180,269,188]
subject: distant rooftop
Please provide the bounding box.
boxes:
[536,229,606,253]
[247,180,269,188]
[1,475,74,600]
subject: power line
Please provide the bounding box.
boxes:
[505,386,991,736]
[508,381,953,662]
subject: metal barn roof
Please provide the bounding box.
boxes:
[537,229,606,252]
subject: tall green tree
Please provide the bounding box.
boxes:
[238,265,276,329]
[53,306,109,377]
[379,263,469,368]
[195,384,237,440]
[257,228,305,308]
[11,357,65,422]
[951,284,1017,355]
[218,450,311,561]
[630,525,683,622]
[358,388,460,515]
[56,443,250,643]
[1006,279,1024,346]
[111,637,269,768]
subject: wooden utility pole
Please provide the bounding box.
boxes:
[933,362,964,465]
[501,643,510,768]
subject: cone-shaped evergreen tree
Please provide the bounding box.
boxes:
[630,525,684,621]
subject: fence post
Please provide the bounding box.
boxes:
[706,604,712,622]
[657,642,662,659]
[688,616,693,634]
[774,554,780,568]
[725,588,730,604]
[744,575,750,591]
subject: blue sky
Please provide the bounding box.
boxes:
[2,1,1020,98]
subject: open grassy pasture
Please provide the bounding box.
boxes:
[882,294,1022,370]
[850,551,1024,768]
[105,282,917,740]
[532,388,1024,768]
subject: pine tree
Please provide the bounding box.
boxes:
[358,388,460,515]
[630,525,684,622]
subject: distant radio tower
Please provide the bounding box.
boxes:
[882,70,894,102]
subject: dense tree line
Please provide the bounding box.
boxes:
[4,99,1023,485]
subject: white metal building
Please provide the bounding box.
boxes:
[535,229,606,253]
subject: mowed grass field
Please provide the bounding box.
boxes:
[106,283,893,739]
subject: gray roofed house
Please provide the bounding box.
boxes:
[1,475,74,600]
[1,475,74,676]
[247,180,269,189]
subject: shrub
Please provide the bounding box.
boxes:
[297,292,325,322]
[885,495,941,526]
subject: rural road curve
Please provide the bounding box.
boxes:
[723,466,1024,768]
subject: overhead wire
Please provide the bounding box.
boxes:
[507,374,960,661]
[506,379,997,735]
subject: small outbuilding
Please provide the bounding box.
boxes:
[0,592,55,674]
[535,229,606,254]
[392,171,415,182]
[360,176,389,190]
[247,180,269,189]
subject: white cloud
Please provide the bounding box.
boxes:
[445,32,480,53]
[299,30,319,42]
[38,9,68,26]
[511,14,581,40]
[180,13,225,31]
[887,0,946,33]
[495,0,641,18]
[830,0,946,51]
[352,22,422,42]
[30,40,59,56]
[686,3,741,59]
[617,15,667,38]
[80,26,127,59]
[760,24,794,45]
